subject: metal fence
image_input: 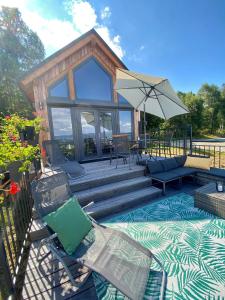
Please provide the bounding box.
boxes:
[143,125,225,169]
[0,161,40,299]
[142,125,192,158]
[191,144,225,169]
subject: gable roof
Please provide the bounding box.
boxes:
[21,28,127,87]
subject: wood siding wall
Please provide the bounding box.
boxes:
[31,36,138,145]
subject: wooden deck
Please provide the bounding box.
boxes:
[21,159,196,300]
[22,240,98,300]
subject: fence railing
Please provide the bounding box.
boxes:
[0,160,40,299]
[143,125,192,158]
[191,144,225,169]
[143,126,225,169]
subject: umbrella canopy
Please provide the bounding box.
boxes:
[115,68,189,120]
[115,68,189,147]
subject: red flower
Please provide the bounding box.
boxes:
[41,148,46,158]
[9,181,21,195]
[5,115,11,120]
[11,136,17,142]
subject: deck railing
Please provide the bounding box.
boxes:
[0,160,40,299]
[142,125,192,157]
[143,126,225,169]
[191,144,225,169]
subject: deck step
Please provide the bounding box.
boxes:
[75,177,151,206]
[70,167,145,192]
[85,186,162,219]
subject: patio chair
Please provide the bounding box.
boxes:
[150,130,174,158]
[31,173,167,300]
[111,134,131,169]
[43,140,85,179]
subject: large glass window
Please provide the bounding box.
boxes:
[119,111,132,137]
[51,108,73,140]
[49,78,69,98]
[74,58,112,101]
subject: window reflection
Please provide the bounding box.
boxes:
[81,112,97,156]
[100,112,112,154]
[119,111,132,137]
[51,108,73,140]
[49,78,68,98]
[74,58,112,101]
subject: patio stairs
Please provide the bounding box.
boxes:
[71,165,161,219]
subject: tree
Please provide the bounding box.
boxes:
[198,84,221,133]
[0,6,45,117]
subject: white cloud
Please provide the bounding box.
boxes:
[96,26,124,59]
[140,45,145,51]
[0,0,124,59]
[101,6,111,20]
[67,0,97,33]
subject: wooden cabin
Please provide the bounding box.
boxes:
[20,29,140,161]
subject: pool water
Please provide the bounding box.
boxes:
[93,193,225,299]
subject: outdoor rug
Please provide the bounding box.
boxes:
[93,193,225,299]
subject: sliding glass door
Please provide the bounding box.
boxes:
[50,107,133,160]
[80,111,98,157]
[79,110,113,159]
[99,112,113,155]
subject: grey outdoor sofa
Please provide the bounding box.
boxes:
[147,155,225,194]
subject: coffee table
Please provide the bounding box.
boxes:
[194,182,225,218]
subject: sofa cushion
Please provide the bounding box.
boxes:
[175,155,187,167]
[199,167,225,178]
[184,156,211,170]
[152,170,179,181]
[43,197,92,255]
[160,158,178,171]
[147,160,164,174]
[174,167,198,177]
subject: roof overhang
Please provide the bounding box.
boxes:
[20,29,127,101]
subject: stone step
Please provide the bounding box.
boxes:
[70,167,145,192]
[75,177,151,206]
[85,186,162,219]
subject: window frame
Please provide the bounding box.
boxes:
[48,75,70,100]
[73,57,114,103]
[49,106,74,141]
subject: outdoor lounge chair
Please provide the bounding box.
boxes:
[43,140,85,179]
[31,172,167,300]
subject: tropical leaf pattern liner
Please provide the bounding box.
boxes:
[93,193,225,299]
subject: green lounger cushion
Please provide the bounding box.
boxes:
[43,197,92,255]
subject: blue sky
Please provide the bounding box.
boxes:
[1,0,225,92]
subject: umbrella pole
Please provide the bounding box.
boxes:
[144,102,147,148]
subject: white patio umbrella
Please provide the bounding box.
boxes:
[114,68,189,147]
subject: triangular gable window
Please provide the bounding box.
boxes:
[49,78,69,98]
[74,58,112,101]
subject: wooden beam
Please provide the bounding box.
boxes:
[68,69,75,100]
[21,33,125,87]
